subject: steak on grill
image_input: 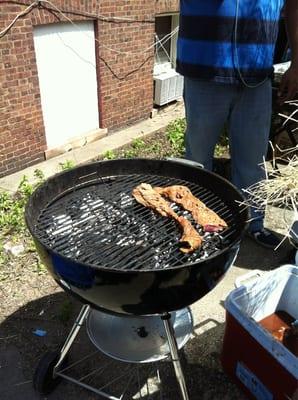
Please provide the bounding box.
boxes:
[154,185,227,232]
[132,183,202,253]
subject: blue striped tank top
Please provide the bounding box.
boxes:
[177,0,285,84]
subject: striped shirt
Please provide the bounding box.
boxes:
[177,0,285,84]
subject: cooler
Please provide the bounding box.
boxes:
[221,265,298,400]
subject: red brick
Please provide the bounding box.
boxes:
[0,0,179,177]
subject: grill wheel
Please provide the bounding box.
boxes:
[33,350,68,395]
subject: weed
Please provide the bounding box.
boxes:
[0,170,45,236]
[166,118,186,155]
[35,259,47,275]
[59,160,75,171]
[103,150,116,160]
[215,127,230,157]
[147,143,162,153]
[131,138,145,150]
[123,148,137,158]
[34,169,45,181]
[215,143,229,158]
[166,118,229,158]
[0,185,29,234]
[57,300,74,324]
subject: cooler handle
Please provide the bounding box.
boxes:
[234,270,263,288]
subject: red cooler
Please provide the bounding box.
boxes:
[221,265,298,400]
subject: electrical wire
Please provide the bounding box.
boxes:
[0,0,178,56]
[41,0,179,79]
[41,0,178,57]
[155,33,172,65]
[98,53,154,81]
[0,1,38,38]
[0,0,180,80]
[1,0,155,23]
[102,30,179,80]
[234,0,275,88]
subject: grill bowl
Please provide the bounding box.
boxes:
[25,159,249,315]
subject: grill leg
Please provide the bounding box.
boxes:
[162,314,190,400]
[54,304,90,374]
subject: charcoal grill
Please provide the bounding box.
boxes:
[25,158,249,399]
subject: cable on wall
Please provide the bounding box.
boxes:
[41,0,179,56]
[0,1,38,38]
[1,0,155,25]
[1,0,180,79]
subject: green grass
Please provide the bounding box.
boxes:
[0,171,45,236]
[101,117,229,163]
[0,171,45,272]
[166,118,186,155]
[0,163,75,271]
[59,159,76,171]
[103,150,116,160]
[0,161,76,238]
[131,138,145,150]
[164,117,229,158]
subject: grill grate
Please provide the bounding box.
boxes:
[35,174,237,271]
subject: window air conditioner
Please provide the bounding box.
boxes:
[153,69,184,106]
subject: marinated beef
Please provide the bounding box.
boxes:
[154,185,227,232]
[132,183,202,253]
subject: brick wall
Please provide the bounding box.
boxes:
[0,1,179,177]
[97,1,155,129]
[0,3,46,177]
[156,0,180,14]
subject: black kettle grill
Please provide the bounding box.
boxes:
[25,158,249,399]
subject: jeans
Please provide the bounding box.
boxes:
[184,77,272,232]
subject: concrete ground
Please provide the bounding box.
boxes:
[0,102,296,399]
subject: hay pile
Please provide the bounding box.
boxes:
[243,146,298,242]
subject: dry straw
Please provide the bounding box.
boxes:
[242,145,297,247]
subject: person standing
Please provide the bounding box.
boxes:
[177,0,298,248]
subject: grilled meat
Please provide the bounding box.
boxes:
[154,185,227,232]
[132,183,202,253]
[176,216,203,253]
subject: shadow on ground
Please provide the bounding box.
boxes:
[237,235,294,271]
[0,291,246,400]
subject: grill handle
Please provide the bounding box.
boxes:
[165,157,204,169]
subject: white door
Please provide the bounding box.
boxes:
[33,22,99,149]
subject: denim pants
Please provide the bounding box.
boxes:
[184,77,272,232]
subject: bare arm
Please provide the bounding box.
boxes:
[285,0,298,67]
[279,0,298,102]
